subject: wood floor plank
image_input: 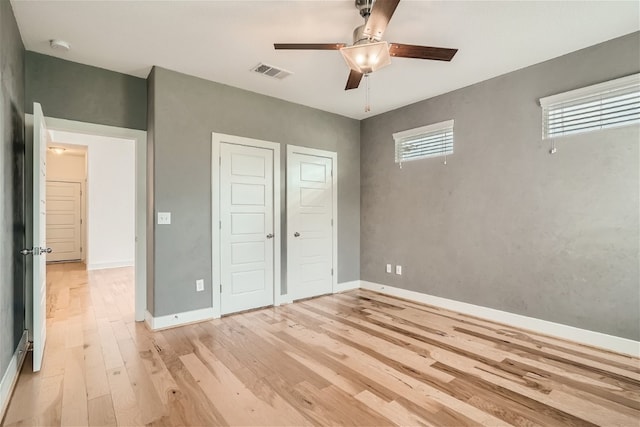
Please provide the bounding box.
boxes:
[60,346,89,426]
[1,355,40,425]
[40,320,67,379]
[150,331,226,426]
[3,263,639,427]
[87,395,117,427]
[106,366,142,427]
[97,318,125,371]
[83,329,111,400]
[355,389,437,427]
[297,382,394,426]
[124,325,181,409]
[17,373,64,426]
[117,338,167,424]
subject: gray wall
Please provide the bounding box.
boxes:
[0,0,25,388]
[149,66,360,316]
[25,52,147,130]
[361,32,640,340]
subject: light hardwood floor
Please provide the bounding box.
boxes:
[2,262,639,426]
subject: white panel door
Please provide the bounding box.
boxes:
[46,181,82,262]
[288,152,334,300]
[32,103,50,372]
[220,143,274,315]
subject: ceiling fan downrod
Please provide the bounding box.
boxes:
[356,0,373,19]
[354,0,376,44]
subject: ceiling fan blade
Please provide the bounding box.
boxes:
[389,43,458,61]
[274,43,346,50]
[345,70,363,90]
[363,0,401,40]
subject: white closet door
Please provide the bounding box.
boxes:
[288,152,334,301]
[219,143,275,315]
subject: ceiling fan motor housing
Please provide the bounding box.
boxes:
[353,24,380,46]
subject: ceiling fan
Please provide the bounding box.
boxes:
[274,0,458,91]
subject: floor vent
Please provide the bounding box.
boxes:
[251,63,292,80]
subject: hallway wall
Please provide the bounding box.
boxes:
[0,0,26,403]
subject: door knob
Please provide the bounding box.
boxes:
[20,248,34,256]
[266,233,274,239]
[42,247,52,254]
[294,232,300,237]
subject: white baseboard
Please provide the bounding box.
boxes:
[145,307,215,331]
[334,280,361,293]
[360,281,640,357]
[88,260,134,270]
[0,331,28,420]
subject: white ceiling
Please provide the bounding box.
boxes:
[11,0,640,120]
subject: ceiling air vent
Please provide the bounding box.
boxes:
[251,63,292,80]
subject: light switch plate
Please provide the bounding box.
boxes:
[196,279,204,292]
[158,212,171,225]
[395,265,402,275]
[386,264,392,273]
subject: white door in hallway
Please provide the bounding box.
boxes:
[287,148,335,301]
[219,142,275,315]
[46,181,82,262]
[32,103,50,372]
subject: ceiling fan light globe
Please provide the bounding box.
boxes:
[340,41,391,74]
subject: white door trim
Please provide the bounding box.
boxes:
[211,133,282,318]
[286,145,338,298]
[28,115,147,322]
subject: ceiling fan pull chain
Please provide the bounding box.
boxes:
[365,74,371,112]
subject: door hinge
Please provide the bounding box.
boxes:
[80,247,83,252]
[219,220,221,229]
[331,219,333,227]
[219,156,221,165]
[331,268,334,276]
[220,284,222,293]
[80,219,83,225]
[80,190,82,196]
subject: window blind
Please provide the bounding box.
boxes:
[540,73,640,139]
[393,119,454,164]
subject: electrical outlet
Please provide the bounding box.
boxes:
[196,279,204,292]
[395,265,402,275]
[386,264,392,273]
[158,212,171,225]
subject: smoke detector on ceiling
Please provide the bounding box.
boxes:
[251,63,292,80]
[49,39,70,51]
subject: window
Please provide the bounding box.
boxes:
[540,73,640,139]
[393,119,454,164]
